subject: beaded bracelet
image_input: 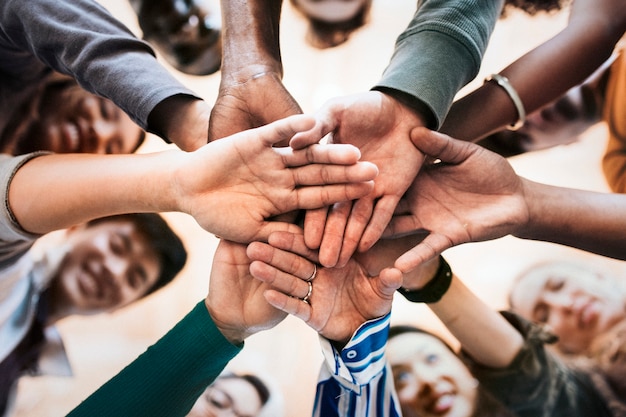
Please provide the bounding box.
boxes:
[484,73,526,131]
[397,255,452,304]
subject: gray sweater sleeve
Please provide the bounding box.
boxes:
[373,0,503,129]
[0,153,46,267]
[0,0,200,131]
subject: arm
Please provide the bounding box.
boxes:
[441,0,626,141]
[0,0,209,150]
[396,263,607,417]
[428,270,524,368]
[209,0,302,142]
[68,238,288,416]
[384,127,626,273]
[290,0,503,267]
[5,115,378,242]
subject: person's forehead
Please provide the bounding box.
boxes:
[214,378,262,412]
[511,263,595,310]
[388,332,448,362]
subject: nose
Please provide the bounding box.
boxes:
[102,252,129,294]
[545,292,575,312]
[91,120,122,154]
[415,366,438,395]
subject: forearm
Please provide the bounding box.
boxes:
[516,179,626,260]
[429,275,523,368]
[441,12,624,141]
[67,301,242,417]
[220,0,283,78]
[0,0,200,136]
[373,0,502,129]
[8,152,180,234]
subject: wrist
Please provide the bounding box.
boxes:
[205,300,249,345]
[397,256,452,303]
[148,96,210,151]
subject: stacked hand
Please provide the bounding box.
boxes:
[206,239,288,345]
[384,127,529,273]
[246,230,411,344]
[209,70,302,143]
[290,91,426,268]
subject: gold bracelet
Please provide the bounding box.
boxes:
[484,73,526,131]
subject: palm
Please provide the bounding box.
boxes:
[206,239,287,340]
[304,260,396,342]
[296,91,425,266]
[179,115,376,243]
[386,128,530,270]
[209,72,302,142]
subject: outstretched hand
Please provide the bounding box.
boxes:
[290,91,426,268]
[175,114,379,243]
[384,127,529,273]
[246,230,403,344]
[205,239,287,345]
[209,71,303,142]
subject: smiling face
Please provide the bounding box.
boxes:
[51,220,160,315]
[388,332,477,417]
[5,82,143,156]
[187,377,264,417]
[138,0,222,75]
[510,262,626,354]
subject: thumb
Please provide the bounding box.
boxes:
[393,233,450,274]
[378,267,404,296]
[410,127,474,165]
[256,114,316,147]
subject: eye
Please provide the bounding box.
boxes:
[425,353,439,365]
[546,278,565,292]
[109,232,129,255]
[533,302,549,323]
[392,368,412,388]
[127,265,148,290]
[206,388,232,410]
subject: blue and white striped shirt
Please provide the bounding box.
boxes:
[312,313,401,417]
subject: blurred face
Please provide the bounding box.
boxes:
[291,0,367,23]
[388,333,477,417]
[12,84,143,155]
[139,0,222,75]
[187,377,263,417]
[53,220,160,314]
[510,262,626,354]
[515,86,599,152]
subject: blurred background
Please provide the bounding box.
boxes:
[13,1,626,416]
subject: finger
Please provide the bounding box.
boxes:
[290,161,378,186]
[303,207,329,250]
[336,197,374,267]
[267,231,319,263]
[256,114,316,147]
[250,260,312,299]
[318,201,352,267]
[358,196,399,252]
[393,233,451,274]
[293,182,375,209]
[289,104,339,150]
[279,143,362,167]
[410,127,474,164]
[263,289,313,324]
[248,239,317,277]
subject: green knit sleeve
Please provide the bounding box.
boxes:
[66,301,242,417]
